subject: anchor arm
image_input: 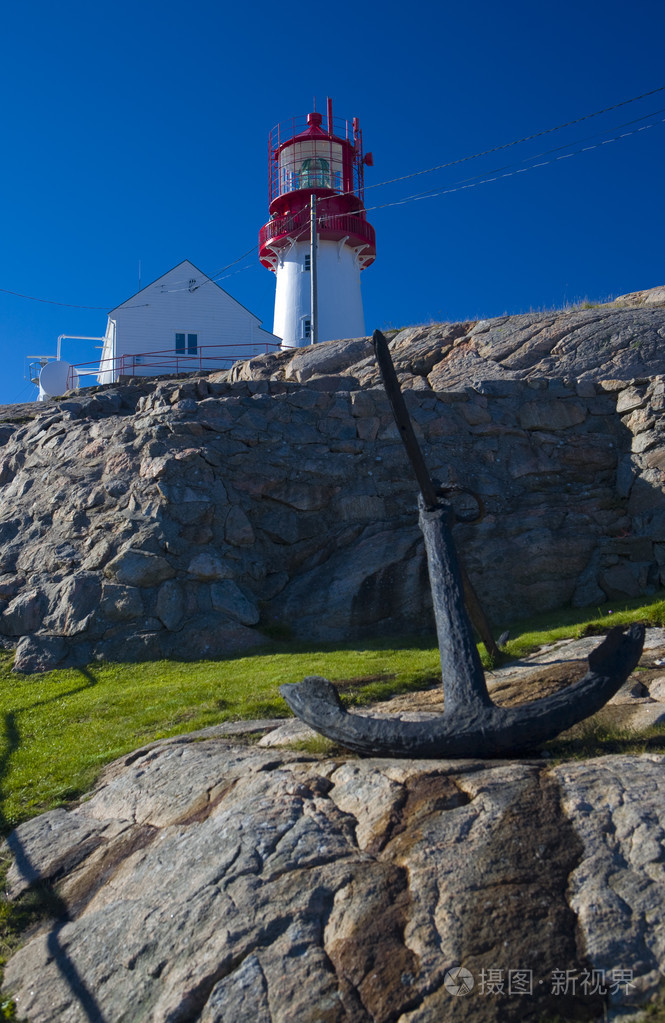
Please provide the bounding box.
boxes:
[279,625,645,758]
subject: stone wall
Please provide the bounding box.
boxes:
[0,296,664,672]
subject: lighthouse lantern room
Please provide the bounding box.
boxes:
[259,98,376,348]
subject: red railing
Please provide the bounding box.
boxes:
[66,341,281,390]
[268,112,367,202]
[259,210,376,255]
[270,114,352,153]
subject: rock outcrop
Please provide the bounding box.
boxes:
[4,625,665,1023]
[0,292,664,671]
[4,737,665,1022]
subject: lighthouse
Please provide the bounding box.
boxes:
[259,98,376,348]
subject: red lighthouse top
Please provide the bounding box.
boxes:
[259,98,376,272]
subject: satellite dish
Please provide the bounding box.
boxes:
[39,360,79,398]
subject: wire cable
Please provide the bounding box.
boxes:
[0,287,110,310]
[358,115,665,216]
[343,107,665,211]
[362,84,665,194]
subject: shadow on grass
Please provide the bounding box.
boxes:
[545,724,665,760]
[0,668,109,1021]
[247,630,441,660]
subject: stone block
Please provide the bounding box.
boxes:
[616,385,648,414]
[349,391,376,417]
[335,495,387,522]
[210,581,260,625]
[631,430,658,454]
[106,549,175,588]
[264,481,339,512]
[458,402,492,425]
[616,455,636,498]
[101,583,145,622]
[156,580,185,631]
[0,589,46,636]
[12,634,68,673]
[647,675,665,701]
[224,506,255,547]
[187,552,233,581]
[46,573,101,636]
[0,574,24,601]
[519,400,587,431]
[599,561,653,599]
[356,417,380,441]
[284,337,369,383]
[305,374,359,391]
[575,378,597,397]
[643,446,665,472]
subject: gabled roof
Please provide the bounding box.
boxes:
[107,259,264,325]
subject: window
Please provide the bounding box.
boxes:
[278,140,344,196]
[303,319,311,340]
[300,157,330,189]
[175,332,198,354]
[304,254,311,272]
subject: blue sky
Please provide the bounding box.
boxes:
[1,0,664,405]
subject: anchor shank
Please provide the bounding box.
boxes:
[418,495,492,713]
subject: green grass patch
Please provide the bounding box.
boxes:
[0,590,664,835]
[497,592,665,662]
[0,637,442,833]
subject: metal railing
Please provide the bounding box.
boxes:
[267,112,367,202]
[66,340,281,390]
[259,210,376,253]
[269,114,353,152]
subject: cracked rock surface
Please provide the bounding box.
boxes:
[4,737,665,1022]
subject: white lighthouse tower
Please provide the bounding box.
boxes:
[259,98,376,348]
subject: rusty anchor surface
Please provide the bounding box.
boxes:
[279,331,645,757]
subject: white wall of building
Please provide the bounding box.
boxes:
[98,260,278,384]
[273,239,365,348]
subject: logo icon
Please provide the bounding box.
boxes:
[444,966,474,996]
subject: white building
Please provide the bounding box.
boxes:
[97,260,279,384]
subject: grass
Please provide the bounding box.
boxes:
[0,638,443,833]
[496,592,665,662]
[544,718,665,760]
[1,590,665,834]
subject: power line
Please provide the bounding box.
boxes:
[359,116,665,216]
[0,287,109,310]
[362,84,665,194]
[358,106,665,208]
[10,380,38,405]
